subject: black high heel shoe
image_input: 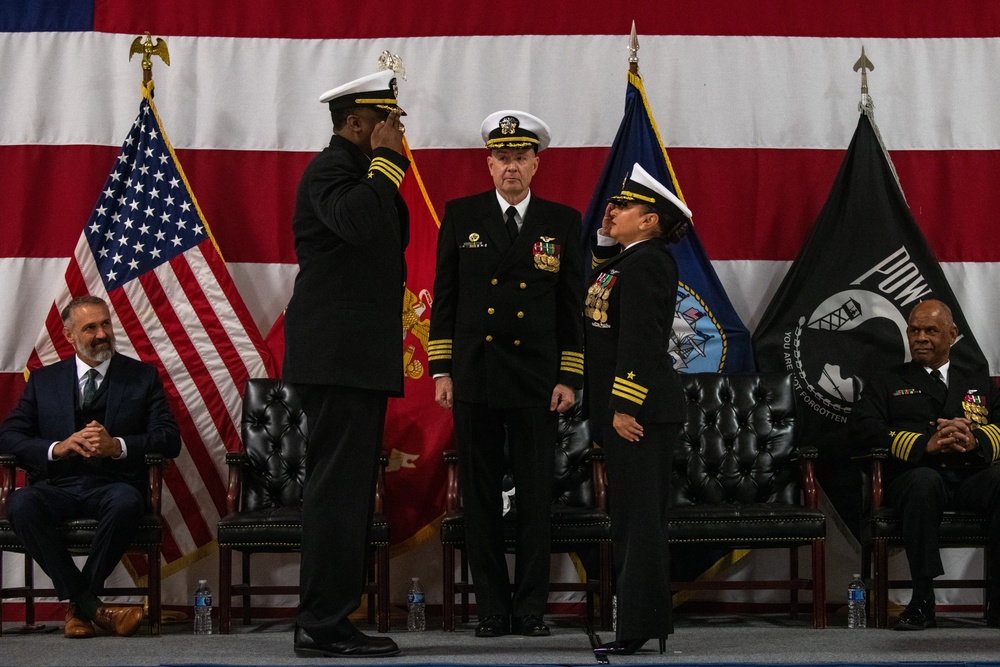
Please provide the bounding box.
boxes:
[593,637,666,655]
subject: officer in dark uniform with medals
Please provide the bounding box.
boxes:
[429,110,585,638]
[283,70,408,658]
[585,163,692,656]
[852,299,1000,631]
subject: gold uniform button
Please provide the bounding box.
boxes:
[491,278,498,285]
[487,307,495,315]
[517,311,524,318]
[485,335,493,342]
[519,282,527,289]
[514,340,521,346]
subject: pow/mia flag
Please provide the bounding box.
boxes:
[753,110,988,535]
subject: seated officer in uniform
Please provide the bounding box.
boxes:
[0,295,180,638]
[852,298,1000,630]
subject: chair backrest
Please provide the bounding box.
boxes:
[673,372,798,506]
[240,379,308,512]
[552,392,594,508]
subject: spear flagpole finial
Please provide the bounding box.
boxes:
[128,32,170,87]
[628,21,639,75]
[853,45,875,115]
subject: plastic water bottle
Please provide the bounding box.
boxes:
[847,573,867,628]
[194,579,213,635]
[407,577,426,631]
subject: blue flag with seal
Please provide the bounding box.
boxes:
[582,70,754,374]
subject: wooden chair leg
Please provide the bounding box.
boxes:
[442,544,455,631]
[377,543,390,633]
[147,544,161,635]
[459,550,470,624]
[789,546,799,620]
[219,545,232,634]
[241,553,252,625]
[874,540,889,628]
[811,538,826,628]
[0,549,5,637]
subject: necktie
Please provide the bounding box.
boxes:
[504,206,519,242]
[930,368,946,389]
[82,368,99,408]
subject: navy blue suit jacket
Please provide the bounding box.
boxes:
[0,353,180,488]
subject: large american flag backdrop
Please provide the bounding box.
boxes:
[3,1,1000,607]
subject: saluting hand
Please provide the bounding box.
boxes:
[371,109,405,154]
[599,203,615,238]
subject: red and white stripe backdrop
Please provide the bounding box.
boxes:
[3,1,1000,605]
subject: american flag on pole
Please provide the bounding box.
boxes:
[26,78,275,575]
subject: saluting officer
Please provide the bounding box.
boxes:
[429,110,585,638]
[585,163,692,655]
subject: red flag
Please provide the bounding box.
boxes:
[27,81,276,576]
[383,140,452,549]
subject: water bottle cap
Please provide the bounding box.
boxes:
[199,579,207,584]
[412,577,419,582]
[852,574,861,578]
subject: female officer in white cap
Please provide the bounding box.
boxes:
[584,163,692,656]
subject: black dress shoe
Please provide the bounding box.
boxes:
[893,597,937,631]
[513,614,550,637]
[474,614,509,637]
[593,637,665,655]
[294,625,400,658]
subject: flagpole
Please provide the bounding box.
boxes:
[852,47,906,199]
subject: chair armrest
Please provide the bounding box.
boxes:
[443,449,460,513]
[145,454,165,518]
[590,448,607,511]
[224,452,247,515]
[795,447,821,510]
[374,454,387,515]
[862,448,887,510]
[0,454,15,518]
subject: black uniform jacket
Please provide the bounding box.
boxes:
[283,134,410,394]
[852,360,1000,482]
[0,353,181,487]
[584,238,685,426]
[428,190,585,408]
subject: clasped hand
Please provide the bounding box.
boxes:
[928,417,976,454]
[54,420,120,459]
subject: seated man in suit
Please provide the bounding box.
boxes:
[0,295,180,638]
[852,299,1000,630]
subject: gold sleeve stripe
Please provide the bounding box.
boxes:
[560,363,585,375]
[612,389,645,406]
[428,353,452,361]
[561,351,584,361]
[611,384,646,404]
[368,158,405,186]
[979,424,1000,461]
[428,340,452,347]
[614,377,648,396]
[372,156,406,181]
[890,431,921,460]
[591,253,608,270]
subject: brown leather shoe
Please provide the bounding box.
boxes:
[92,605,143,637]
[64,603,95,639]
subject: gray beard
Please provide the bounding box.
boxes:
[78,341,116,365]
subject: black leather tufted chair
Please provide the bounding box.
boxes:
[668,372,827,628]
[217,379,389,633]
[859,448,992,628]
[440,392,612,630]
[0,453,165,636]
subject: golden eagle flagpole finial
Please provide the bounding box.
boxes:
[129,32,170,86]
[628,21,639,75]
